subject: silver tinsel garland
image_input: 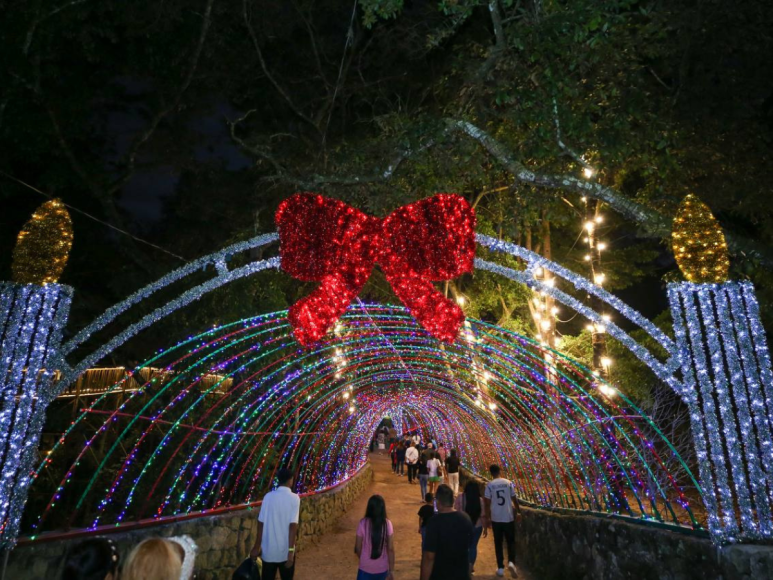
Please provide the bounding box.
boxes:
[0,282,71,547]
[669,282,773,542]
[1,229,772,548]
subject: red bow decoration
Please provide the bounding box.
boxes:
[276,193,476,345]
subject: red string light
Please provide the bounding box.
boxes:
[276,193,476,345]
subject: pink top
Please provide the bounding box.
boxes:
[454,494,489,528]
[357,518,393,573]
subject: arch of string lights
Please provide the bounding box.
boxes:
[15,230,712,539]
[25,305,703,538]
[54,233,678,396]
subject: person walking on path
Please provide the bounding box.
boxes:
[484,464,522,578]
[417,492,435,550]
[396,441,406,476]
[427,452,443,495]
[455,481,489,575]
[405,442,419,484]
[355,495,395,580]
[420,484,473,580]
[250,468,300,580]
[436,444,447,466]
[417,453,429,500]
[445,449,460,494]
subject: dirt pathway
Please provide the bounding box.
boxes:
[295,453,534,579]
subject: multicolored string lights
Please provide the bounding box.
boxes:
[2,197,769,550]
[25,305,702,538]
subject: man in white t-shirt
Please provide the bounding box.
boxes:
[484,464,522,578]
[405,442,419,484]
[250,468,301,580]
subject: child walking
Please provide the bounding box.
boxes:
[417,492,435,550]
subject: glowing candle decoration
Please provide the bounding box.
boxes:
[672,194,730,283]
[11,199,73,286]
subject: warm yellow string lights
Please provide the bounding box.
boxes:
[672,194,730,283]
[11,199,73,285]
[580,163,613,388]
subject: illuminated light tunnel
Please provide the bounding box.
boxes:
[25,304,703,538]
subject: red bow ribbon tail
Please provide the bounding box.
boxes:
[289,273,364,345]
[385,269,465,342]
[277,193,378,345]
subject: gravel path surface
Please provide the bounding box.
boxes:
[295,453,534,580]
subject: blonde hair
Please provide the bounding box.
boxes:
[122,538,182,580]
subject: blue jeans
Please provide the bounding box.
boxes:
[357,570,388,580]
[418,474,428,499]
[469,525,484,566]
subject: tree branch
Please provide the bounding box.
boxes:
[0,0,90,134]
[445,117,773,265]
[552,98,592,169]
[23,0,91,56]
[446,118,670,232]
[45,106,158,271]
[488,1,506,52]
[242,0,321,134]
[290,0,332,93]
[226,109,291,180]
[109,0,216,194]
[228,111,447,189]
[36,0,214,270]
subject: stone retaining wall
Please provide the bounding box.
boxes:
[459,468,773,580]
[6,463,373,580]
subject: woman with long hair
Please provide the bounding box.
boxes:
[454,480,489,574]
[426,451,443,495]
[354,495,395,580]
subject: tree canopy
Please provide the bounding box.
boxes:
[1,0,772,402]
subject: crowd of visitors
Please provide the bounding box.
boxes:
[57,436,522,580]
[386,430,523,578]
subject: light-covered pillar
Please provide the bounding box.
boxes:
[670,282,773,543]
[0,282,72,547]
[0,198,74,548]
[669,194,773,543]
